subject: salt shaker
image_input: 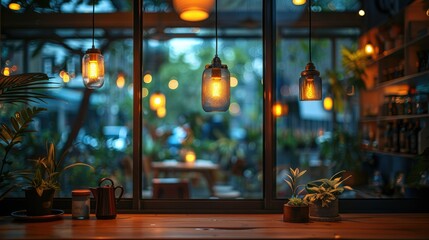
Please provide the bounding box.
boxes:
[72,189,91,219]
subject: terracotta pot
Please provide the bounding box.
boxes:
[283,204,309,223]
[309,198,341,222]
[24,187,55,216]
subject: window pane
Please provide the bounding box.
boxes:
[142,0,263,200]
[1,4,133,198]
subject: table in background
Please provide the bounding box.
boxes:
[152,160,219,196]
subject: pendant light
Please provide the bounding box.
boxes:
[82,0,104,89]
[173,0,214,22]
[299,0,321,101]
[202,0,230,112]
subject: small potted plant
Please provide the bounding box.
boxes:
[283,167,309,223]
[24,142,93,216]
[303,170,352,222]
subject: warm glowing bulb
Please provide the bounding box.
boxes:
[63,73,70,83]
[3,67,10,76]
[273,102,283,117]
[323,96,333,111]
[305,80,315,99]
[116,74,125,88]
[150,92,166,110]
[185,151,196,163]
[8,3,21,11]
[211,78,222,97]
[88,60,98,79]
[358,9,365,16]
[365,43,374,55]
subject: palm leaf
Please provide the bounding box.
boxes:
[0,73,59,104]
[0,107,46,147]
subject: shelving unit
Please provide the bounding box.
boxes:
[359,0,429,159]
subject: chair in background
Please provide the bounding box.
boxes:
[152,178,190,199]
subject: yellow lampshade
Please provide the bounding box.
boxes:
[82,48,104,89]
[150,91,166,111]
[202,57,230,112]
[173,0,214,22]
[292,0,306,6]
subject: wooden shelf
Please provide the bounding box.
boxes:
[361,114,429,122]
[364,149,417,159]
[375,70,429,89]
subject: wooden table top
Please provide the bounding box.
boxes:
[1,213,429,239]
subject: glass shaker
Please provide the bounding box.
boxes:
[72,189,91,220]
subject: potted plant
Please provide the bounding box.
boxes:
[0,73,57,201]
[303,170,352,222]
[24,142,93,216]
[283,168,309,223]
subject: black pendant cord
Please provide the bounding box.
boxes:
[215,0,218,57]
[92,0,95,49]
[308,0,312,63]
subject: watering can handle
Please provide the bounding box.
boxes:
[114,186,124,203]
[98,177,115,187]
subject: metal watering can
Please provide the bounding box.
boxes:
[90,178,124,219]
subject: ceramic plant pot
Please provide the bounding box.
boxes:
[24,187,55,216]
[283,204,309,223]
[309,198,341,222]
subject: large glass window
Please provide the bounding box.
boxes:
[4,0,424,213]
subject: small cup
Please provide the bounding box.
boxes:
[72,189,91,220]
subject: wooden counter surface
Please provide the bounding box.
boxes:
[1,213,429,239]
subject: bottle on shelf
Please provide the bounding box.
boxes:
[391,120,400,153]
[384,122,393,152]
[408,120,419,154]
[399,120,409,154]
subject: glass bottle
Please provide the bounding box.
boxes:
[399,120,409,153]
[409,120,419,154]
[72,189,91,220]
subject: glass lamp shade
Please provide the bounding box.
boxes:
[82,48,104,89]
[150,91,166,111]
[299,62,322,101]
[173,0,214,22]
[202,56,230,112]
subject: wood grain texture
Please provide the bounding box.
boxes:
[1,213,429,239]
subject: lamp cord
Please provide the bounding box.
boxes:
[92,0,95,49]
[215,0,218,57]
[308,0,312,63]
